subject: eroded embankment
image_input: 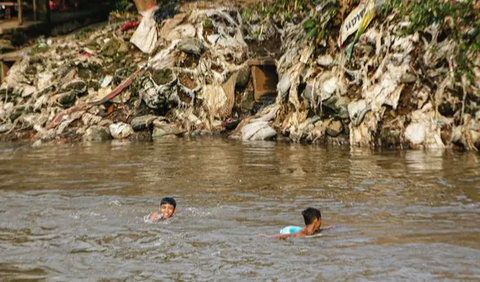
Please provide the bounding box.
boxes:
[0,0,479,150]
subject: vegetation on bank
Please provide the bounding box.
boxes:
[241,0,479,79]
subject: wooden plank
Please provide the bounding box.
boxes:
[247,57,276,66]
[0,2,32,7]
[33,0,37,21]
[1,61,11,84]
[18,0,23,25]
[0,50,24,61]
[251,65,278,102]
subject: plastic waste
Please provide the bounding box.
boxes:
[109,122,134,139]
[131,6,160,54]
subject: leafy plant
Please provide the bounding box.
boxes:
[114,0,129,12]
[302,2,339,46]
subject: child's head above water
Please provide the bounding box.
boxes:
[256,206,330,238]
[159,197,176,219]
[302,207,322,234]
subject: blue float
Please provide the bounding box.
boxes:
[279,226,303,234]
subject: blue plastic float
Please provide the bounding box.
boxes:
[279,226,303,234]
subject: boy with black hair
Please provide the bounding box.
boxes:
[258,207,332,239]
[147,197,176,222]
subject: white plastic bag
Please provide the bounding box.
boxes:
[130,6,159,54]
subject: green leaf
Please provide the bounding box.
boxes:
[306,27,318,39]
[345,42,355,61]
[303,19,316,30]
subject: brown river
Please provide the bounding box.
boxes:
[1,138,480,281]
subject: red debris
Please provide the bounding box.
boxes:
[77,52,92,58]
[120,21,140,32]
[49,0,57,10]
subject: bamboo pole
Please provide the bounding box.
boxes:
[17,0,23,25]
[33,0,37,21]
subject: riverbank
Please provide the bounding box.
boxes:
[0,0,479,149]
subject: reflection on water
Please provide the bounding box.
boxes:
[1,139,480,281]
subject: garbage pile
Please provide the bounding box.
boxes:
[0,6,254,144]
[235,0,480,150]
[0,0,479,150]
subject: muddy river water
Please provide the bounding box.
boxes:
[1,138,480,281]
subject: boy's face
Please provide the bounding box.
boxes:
[313,218,322,230]
[159,203,176,219]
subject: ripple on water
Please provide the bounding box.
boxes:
[0,141,479,280]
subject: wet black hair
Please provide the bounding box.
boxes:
[160,197,176,208]
[302,207,321,225]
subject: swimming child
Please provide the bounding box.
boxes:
[147,197,176,222]
[258,207,333,239]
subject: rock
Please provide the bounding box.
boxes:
[277,75,291,97]
[62,79,87,94]
[0,122,13,133]
[0,39,15,53]
[236,66,250,88]
[326,120,344,137]
[241,121,266,140]
[32,139,44,147]
[166,24,196,41]
[320,76,339,100]
[348,99,371,126]
[109,122,134,139]
[251,126,277,140]
[56,92,77,107]
[405,122,426,145]
[178,38,203,55]
[83,126,112,141]
[335,97,351,119]
[102,39,120,57]
[241,121,277,140]
[316,54,334,67]
[129,131,153,141]
[152,127,168,138]
[323,95,350,119]
[131,115,158,131]
[152,122,183,138]
[55,79,87,108]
